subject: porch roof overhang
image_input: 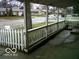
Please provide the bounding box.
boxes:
[29,0,77,8]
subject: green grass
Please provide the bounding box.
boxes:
[0,15,46,20]
[0,16,24,20]
[12,22,47,29]
[32,15,46,18]
[32,22,56,28]
[32,22,47,28]
[0,16,57,29]
[14,22,56,29]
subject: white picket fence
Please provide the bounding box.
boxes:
[0,29,26,51]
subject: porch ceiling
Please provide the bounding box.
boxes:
[30,0,76,8]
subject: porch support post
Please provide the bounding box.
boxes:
[57,8,60,30]
[64,8,67,23]
[46,5,49,36]
[24,0,32,29]
[64,8,68,27]
[24,0,32,53]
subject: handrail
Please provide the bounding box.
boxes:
[28,21,65,32]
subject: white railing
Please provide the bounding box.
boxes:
[28,21,66,46]
[0,21,66,52]
[28,25,47,45]
[58,21,66,30]
[66,17,79,28]
[48,23,57,35]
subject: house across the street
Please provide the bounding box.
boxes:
[0,7,24,16]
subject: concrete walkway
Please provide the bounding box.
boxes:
[0,30,79,59]
[49,30,76,45]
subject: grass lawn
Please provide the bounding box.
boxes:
[32,15,46,18]
[0,15,46,20]
[0,16,57,29]
[14,22,56,29]
[32,22,47,28]
[0,16,24,20]
[32,22,57,28]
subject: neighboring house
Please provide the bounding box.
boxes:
[31,9,39,15]
[0,7,24,16]
[0,8,6,16]
[12,7,24,16]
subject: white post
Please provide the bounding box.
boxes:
[64,8,68,28]
[24,1,32,29]
[24,0,31,53]
[46,5,49,36]
[64,8,67,23]
[57,8,60,30]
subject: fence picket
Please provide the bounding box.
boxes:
[9,30,12,47]
[18,29,20,50]
[21,29,23,51]
[8,30,10,46]
[5,29,8,46]
[15,30,17,49]
[12,29,15,48]
[2,29,4,46]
